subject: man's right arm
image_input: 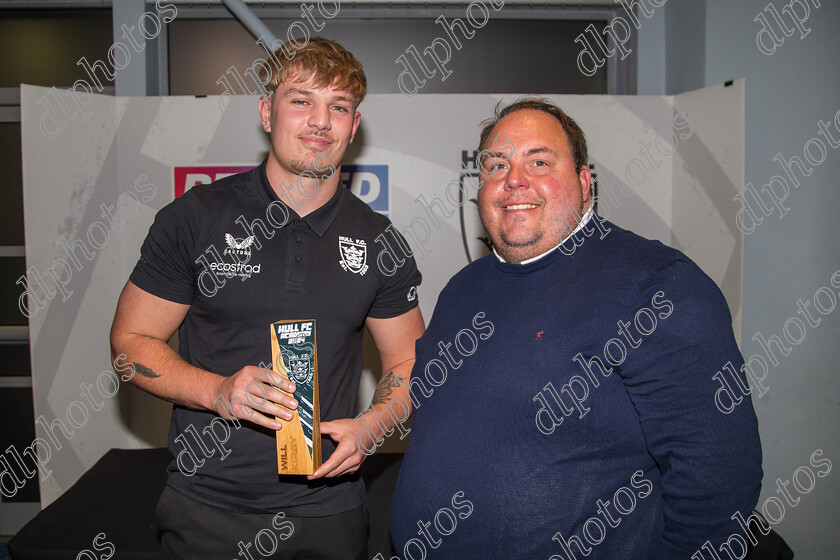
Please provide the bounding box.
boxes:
[109,280,298,430]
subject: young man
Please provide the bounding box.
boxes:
[390,98,762,559]
[110,38,423,559]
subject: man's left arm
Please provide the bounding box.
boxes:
[309,307,424,479]
[622,260,762,557]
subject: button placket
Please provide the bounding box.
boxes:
[285,223,306,291]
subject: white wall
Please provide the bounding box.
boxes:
[644,0,840,556]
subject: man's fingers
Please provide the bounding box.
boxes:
[267,386,298,410]
[254,385,298,412]
[274,376,296,394]
[309,441,350,478]
[254,367,296,394]
[240,381,298,420]
[309,458,338,479]
[254,399,297,422]
[309,452,350,479]
[216,367,297,430]
[230,404,282,431]
[323,451,361,478]
[328,456,359,478]
[318,421,337,436]
[309,439,362,479]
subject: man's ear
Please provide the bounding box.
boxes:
[578,165,592,204]
[349,111,361,144]
[258,96,272,133]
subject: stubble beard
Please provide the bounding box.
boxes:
[288,156,318,176]
[500,227,543,249]
[289,128,347,179]
[481,199,586,263]
[287,144,335,178]
[479,204,543,263]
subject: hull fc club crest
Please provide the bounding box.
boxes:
[338,235,369,275]
[271,319,321,475]
[279,343,315,386]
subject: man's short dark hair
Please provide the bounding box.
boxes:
[478,97,589,173]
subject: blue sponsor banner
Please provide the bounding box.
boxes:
[341,165,389,215]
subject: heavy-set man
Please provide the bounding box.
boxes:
[111,37,424,559]
[390,98,762,559]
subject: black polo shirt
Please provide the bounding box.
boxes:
[130,160,421,515]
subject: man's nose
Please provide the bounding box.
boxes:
[307,103,331,130]
[505,162,529,190]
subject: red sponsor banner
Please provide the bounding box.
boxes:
[173,165,256,198]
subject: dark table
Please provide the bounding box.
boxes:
[9,448,402,559]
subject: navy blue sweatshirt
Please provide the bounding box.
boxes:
[390,218,762,559]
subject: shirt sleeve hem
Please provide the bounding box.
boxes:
[129,272,195,306]
[367,299,420,320]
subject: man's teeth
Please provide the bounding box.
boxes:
[505,204,537,210]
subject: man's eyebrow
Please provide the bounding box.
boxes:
[523,146,557,158]
[282,87,313,97]
[281,88,354,106]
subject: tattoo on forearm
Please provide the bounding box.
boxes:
[371,371,404,406]
[133,363,160,379]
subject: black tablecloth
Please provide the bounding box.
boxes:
[8,448,402,559]
[9,447,168,560]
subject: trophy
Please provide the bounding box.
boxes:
[270,319,321,475]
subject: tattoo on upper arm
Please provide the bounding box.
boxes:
[371,371,405,406]
[133,363,161,379]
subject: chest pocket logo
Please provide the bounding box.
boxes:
[339,236,369,276]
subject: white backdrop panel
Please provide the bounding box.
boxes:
[20,83,744,504]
